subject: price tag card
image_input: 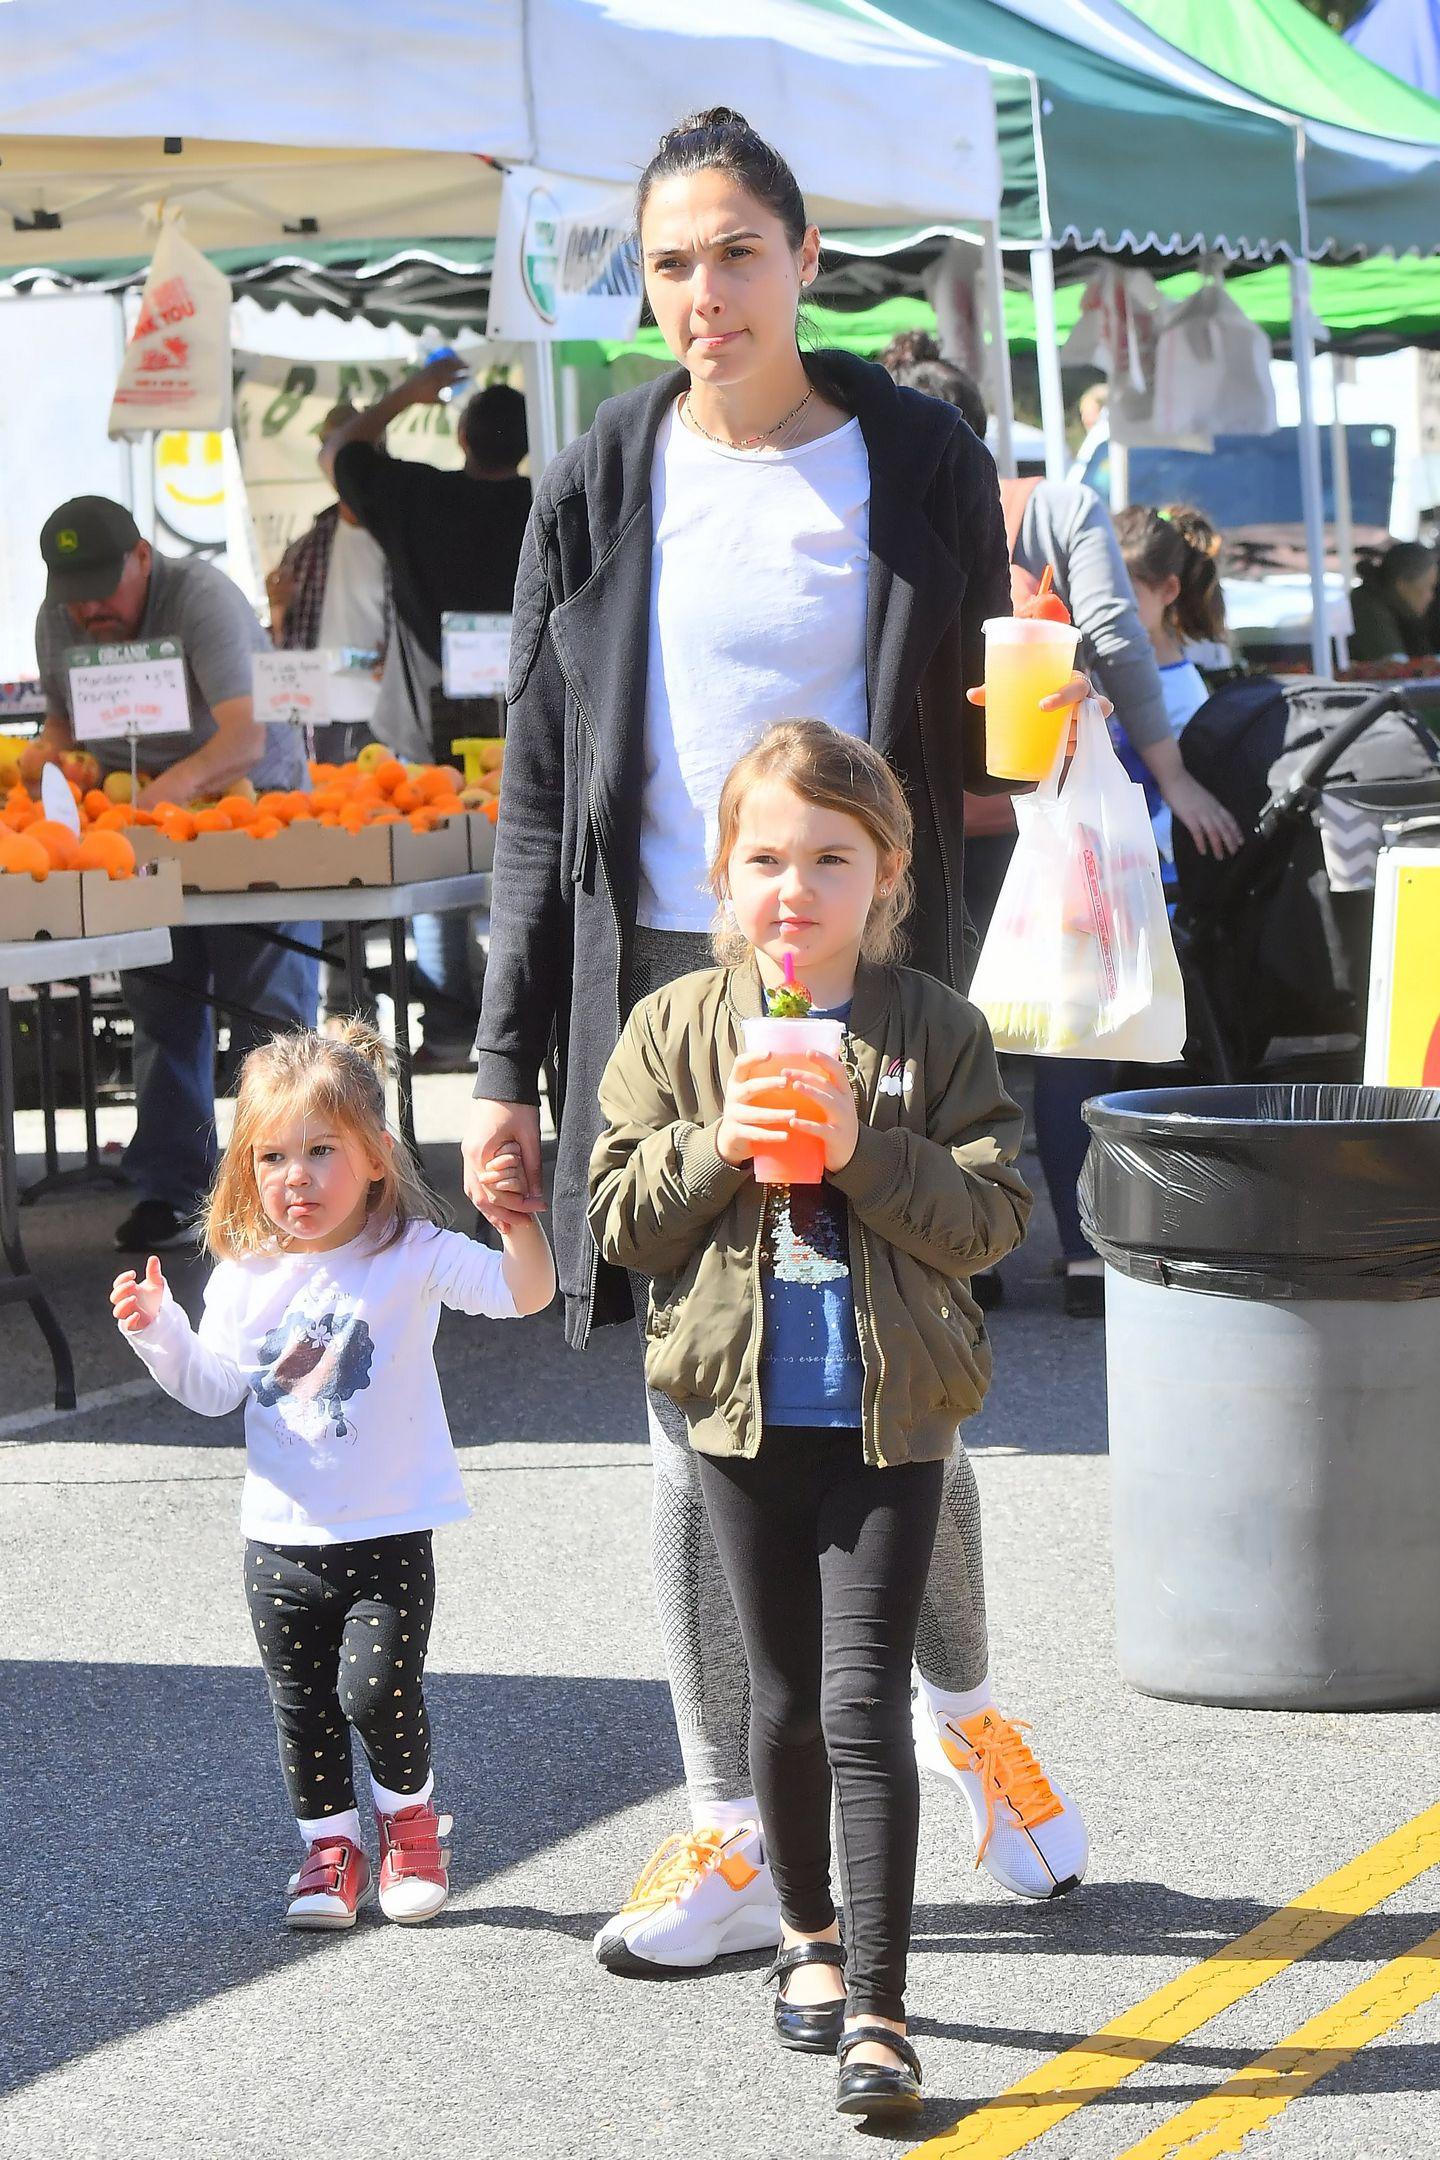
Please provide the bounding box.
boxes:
[442,612,511,699]
[253,647,331,726]
[66,639,188,741]
[0,677,46,718]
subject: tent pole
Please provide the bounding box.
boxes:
[530,339,560,474]
[1330,351,1354,669]
[1030,246,1067,483]
[1289,256,1331,675]
[982,222,1016,478]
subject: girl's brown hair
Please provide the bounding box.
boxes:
[1114,503,1227,647]
[707,720,914,966]
[201,1020,446,1260]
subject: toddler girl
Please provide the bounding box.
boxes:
[112,1021,553,1929]
[588,722,1031,2123]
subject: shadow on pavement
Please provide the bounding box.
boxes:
[5,1660,678,2096]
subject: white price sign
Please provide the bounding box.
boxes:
[253,647,331,726]
[66,640,189,742]
[442,612,510,699]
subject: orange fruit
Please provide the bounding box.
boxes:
[285,792,315,820]
[390,783,421,814]
[407,809,438,832]
[193,807,233,833]
[317,812,340,827]
[308,762,338,785]
[255,790,291,819]
[217,794,257,826]
[29,819,81,868]
[159,809,197,841]
[248,815,284,839]
[369,807,401,824]
[482,799,499,823]
[1,834,50,878]
[373,759,407,796]
[95,804,136,830]
[427,793,464,817]
[82,788,110,821]
[72,830,136,878]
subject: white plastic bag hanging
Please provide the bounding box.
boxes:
[1151,278,1276,442]
[969,701,1187,1062]
[108,209,233,440]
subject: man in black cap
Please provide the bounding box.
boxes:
[32,496,318,1254]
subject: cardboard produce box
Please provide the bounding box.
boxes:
[131,814,471,892]
[467,810,496,872]
[0,856,184,943]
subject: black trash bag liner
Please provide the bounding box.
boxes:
[1080,1085,1440,1302]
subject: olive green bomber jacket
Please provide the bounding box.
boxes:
[587,960,1032,1467]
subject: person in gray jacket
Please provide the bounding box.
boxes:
[881,335,1240,1316]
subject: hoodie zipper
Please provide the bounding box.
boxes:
[574,696,625,1351]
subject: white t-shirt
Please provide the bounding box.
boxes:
[637,405,872,932]
[124,1220,518,1544]
[318,517,388,723]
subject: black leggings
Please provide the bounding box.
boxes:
[696,1430,944,2023]
[244,1531,436,1822]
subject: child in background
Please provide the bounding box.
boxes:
[112,1022,553,1931]
[589,722,1031,2125]
[1114,503,1230,863]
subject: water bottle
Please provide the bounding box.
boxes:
[426,345,470,404]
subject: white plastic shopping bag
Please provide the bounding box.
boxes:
[970,701,1187,1062]
[1151,278,1276,443]
[108,209,233,440]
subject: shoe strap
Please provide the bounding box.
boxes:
[293,1838,359,1897]
[379,1805,446,1878]
[837,2025,921,2080]
[762,1940,847,1987]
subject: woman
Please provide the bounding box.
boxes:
[880,337,1241,1317]
[462,110,1091,1987]
[1349,539,1438,665]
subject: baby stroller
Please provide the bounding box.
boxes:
[1170,678,1440,1082]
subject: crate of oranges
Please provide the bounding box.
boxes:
[125,751,492,892]
[1,777,184,939]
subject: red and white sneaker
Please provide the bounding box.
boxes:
[376,1799,452,1924]
[285,1836,374,1930]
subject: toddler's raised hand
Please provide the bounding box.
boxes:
[111,1254,167,1333]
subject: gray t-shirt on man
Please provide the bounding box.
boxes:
[36,551,305,790]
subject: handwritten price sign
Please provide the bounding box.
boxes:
[442,612,511,699]
[65,640,189,741]
[253,648,331,727]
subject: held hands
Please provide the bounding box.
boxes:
[462,1098,545,1232]
[716,1051,859,1175]
[111,1255,167,1333]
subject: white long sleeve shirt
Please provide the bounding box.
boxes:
[124,1222,519,1544]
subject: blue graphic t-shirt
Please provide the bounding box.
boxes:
[757,1001,865,1430]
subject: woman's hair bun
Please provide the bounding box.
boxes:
[880,329,943,370]
[662,107,753,149]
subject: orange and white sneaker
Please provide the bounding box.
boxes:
[593,1823,782,1974]
[284,1836,374,1930]
[914,1698,1088,1899]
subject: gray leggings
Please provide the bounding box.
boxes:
[628,928,989,1808]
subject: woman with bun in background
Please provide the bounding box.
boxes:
[880,335,1241,1319]
[462,109,1093,2040]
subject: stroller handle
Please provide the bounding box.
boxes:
[1288,685,1408,796]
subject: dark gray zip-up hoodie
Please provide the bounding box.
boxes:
[472,350,1015,1348]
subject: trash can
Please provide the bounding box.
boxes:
[1080,1084,1440,1710]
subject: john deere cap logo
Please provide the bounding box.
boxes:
[56,529,79,553]
[520,185,561,326]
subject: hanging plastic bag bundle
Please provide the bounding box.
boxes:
[969,699,1187,1062]
[108,207,233,441]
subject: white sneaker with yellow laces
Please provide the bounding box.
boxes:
[913,1696,1089,1899]
[592,1823,782,1973]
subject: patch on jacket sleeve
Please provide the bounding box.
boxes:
[507,514,551,703]
[876,1056,914,1103]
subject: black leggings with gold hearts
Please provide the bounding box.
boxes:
[244,1531,436,1820]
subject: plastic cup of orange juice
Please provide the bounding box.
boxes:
[982,617,1081,782]
[741,1015,846,1185]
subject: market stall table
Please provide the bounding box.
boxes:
[2,926,174,1410]
[171,873,492,1156]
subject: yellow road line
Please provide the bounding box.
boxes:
[1108,1923,1440,2160]
[909,1803,1440,2160]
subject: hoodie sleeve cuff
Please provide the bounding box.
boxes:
[471,1052,541,1107]
[827,1123,903,1210]
[677,1122,751,1209]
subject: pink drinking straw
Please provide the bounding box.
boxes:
[783,952,797,989]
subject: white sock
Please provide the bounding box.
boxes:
[297,1806,364,1849]
[692,1795,759,1838]
[916,1669,996,1726]
[370,1769,434,1817]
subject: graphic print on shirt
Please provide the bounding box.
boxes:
[761,1183,850,1288]
[251,1287,375,1445]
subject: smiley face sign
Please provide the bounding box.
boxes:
[153,430,227,547]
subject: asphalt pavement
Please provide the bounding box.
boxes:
[3,1073,1437,2160]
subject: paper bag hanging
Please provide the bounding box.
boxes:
[108,210,233,440]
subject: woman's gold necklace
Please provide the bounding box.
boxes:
[681,385,813,451]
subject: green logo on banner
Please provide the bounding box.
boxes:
[521,186,561,326]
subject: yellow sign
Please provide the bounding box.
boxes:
[1388,862,1440,1085]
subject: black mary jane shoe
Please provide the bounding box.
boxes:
[761,1940,848,2054]
[835,2023,924,2121]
